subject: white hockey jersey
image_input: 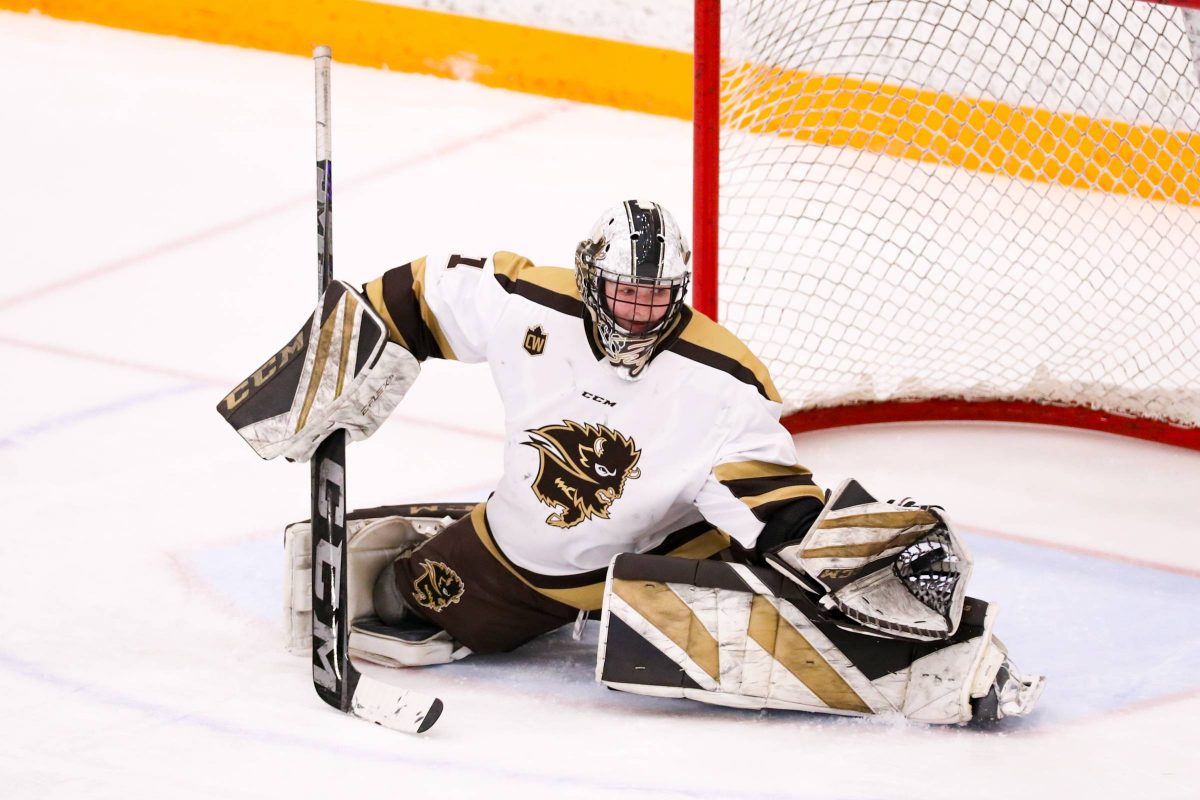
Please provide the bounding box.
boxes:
[364,252,823,605]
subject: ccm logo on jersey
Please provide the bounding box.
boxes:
[583,392,616,407]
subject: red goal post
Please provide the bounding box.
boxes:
[693,0,1200,449]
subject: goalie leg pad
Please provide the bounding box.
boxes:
[283,504,476,666]
[217,280,420,462]
[597,553,1042,724]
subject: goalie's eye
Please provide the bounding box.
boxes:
[595,464,616,477]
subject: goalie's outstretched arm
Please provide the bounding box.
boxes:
[217,247,525,459]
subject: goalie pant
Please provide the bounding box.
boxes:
[596,553,1031,725]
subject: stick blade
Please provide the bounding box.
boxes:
[349,672,444,734]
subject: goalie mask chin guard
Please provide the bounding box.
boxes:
[576,200,691,379]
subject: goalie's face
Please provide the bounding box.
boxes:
[603,278,675,334]
[575,200,691,379]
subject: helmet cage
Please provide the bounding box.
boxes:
[576,244,690,376]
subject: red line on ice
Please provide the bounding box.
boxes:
[0,106,567,312]
[0,334,224,384]
[962,521,1200,578]
[0,334,503,442]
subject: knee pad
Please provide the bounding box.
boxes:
[372,561,412,626]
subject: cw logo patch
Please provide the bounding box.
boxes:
[524,325,547,355]
[411,560,465,613]
[522,420,642,529]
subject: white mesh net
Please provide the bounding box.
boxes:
[714,0,1200,432]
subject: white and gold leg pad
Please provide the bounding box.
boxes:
[596,554,1041,725]
[283,503,475,667]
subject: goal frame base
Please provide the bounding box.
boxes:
[781,400,1200,450]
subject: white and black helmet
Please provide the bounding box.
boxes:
[575,200,691,379]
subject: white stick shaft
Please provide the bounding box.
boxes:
[314,46,332,161]
[314,45,334,292]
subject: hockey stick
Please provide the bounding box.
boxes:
[309,45,443,734]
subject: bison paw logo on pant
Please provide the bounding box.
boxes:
[522,420,641,529]
[412,559,465,612]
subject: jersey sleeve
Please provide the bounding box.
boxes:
[693,388,825,549]
[363,251,530,363]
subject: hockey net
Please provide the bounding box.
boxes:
[694,0,1200,448]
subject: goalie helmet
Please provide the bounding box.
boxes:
[575,200,691,379]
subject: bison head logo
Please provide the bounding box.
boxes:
[523,420,642,529]
[411,559,465,613]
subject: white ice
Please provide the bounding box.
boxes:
[1,12,1199,800]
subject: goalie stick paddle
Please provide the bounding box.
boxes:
[309,45,443,735]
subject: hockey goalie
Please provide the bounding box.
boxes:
[218,200,1044,725]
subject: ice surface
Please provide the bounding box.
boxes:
[1,12,1198,800]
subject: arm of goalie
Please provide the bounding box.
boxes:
[216,281,420,461]
[764,478,974,641]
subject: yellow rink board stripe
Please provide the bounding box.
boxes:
[724,64,1200,206]
[1,0,693,117]
[6,0,1198,205]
